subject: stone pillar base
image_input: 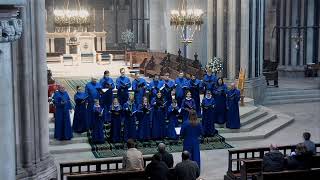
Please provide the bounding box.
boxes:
[243,76,267,105]
[16,156,57,180]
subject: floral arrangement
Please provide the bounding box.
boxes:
[207,57,223,73]
[121,29,135,46]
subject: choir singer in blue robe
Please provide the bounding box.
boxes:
[116,68,131,105]
[201,91,217,137]
[226,83,241,129]
[213,78,228,125]
[91,100,105,144]
[72,86,89,133]
[175,72,188,106]
[99,70,115,123]
[189,74,202,117]
[151,91,166,139]
[137,97,152,140]
[167,99,179,139]
[85,77,101,128]
[181,91,196,122]
[180,112,203,168]
[161,73,175,103]
[132,72,147,105]
[123,93,137,141]
[148,74,164,102]
[202,68,217,93]
[53,85,73,140]
[110,98,122,143]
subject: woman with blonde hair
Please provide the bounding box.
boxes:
[180,111,203,168]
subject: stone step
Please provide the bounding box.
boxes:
[265,93,320,101]
[49,143,92,155]
[218,113,276,134]
[49,137,88,146]
[221,113,294,141]
[265,89,320,96]
[49,131,88,139]
[263,97,320,105]
[240,109,268,127]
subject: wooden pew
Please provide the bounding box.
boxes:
[224,144,320,180]
[263,60,278,87]
[59,156,152,180]
[305,63,320,77]
[258,168,320,180]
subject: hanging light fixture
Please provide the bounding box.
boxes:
[170,0,204,45]
[53,0,90,30]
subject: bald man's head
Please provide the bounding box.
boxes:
[182,151,190,161]
[158,143,166,153]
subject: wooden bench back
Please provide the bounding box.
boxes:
[260,168,320,180]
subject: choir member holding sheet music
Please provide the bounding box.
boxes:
[132,72,147,106]
[167,99,179,139]
[123,93,138,141]
[116,68,131,105]
[202,68,217,93]
[53,85,73,140]
[85,77,101,128]
[99,70,115,123]
[72,86,89,133]
[175,72,188,106]
[189,74,202,117]
[110,98,122,143]
[91,99,105,144]
[137,97,152,140]
[161,73,175,103]
[149,74,164,103]
[181,91,196,122]
[226,83,241,129]
[201,90,217,137]
[213,77,228,125]
[151,91,167,139]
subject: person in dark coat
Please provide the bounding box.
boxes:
[175,151,200,180]
[72,86,89,133]
[145,153,169,180]
[302,132,316,155]
[53,85,73,140]
[262,144,285,172]
[157,143,174,168]
[226,83,241,129]
[287,143,312,170]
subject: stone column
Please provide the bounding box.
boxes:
[206,0,214,62]
[102,36,106,51]
[291,0,298,67]
[306,0,315,64]
[216,0,225,60]
[284,0,291,67]
[259,0,265,77]
[251,0,257,77]
[97,37,101,51]
[46,38,50,53]
[50,37,55,53]
[240,0,250,78]
[279,0,286,66]
[150,0,165,51]
[164,0,178,54]
[227,0,237,80]
[0,43,16,180]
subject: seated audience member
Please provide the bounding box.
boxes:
[262,144,285,172]
[157,143,174,168]
[145,153,169,180]
[303,132,316,155]
[287,143,312,170]
[122,139,144,170]
[175,151,200,180]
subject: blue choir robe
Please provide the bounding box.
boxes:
[85,82,101,128]
[148,80,164,102]
[110,105,122,143]
[201,97,217,137]
[132,78,147,105]
[137,104,152,140]
[72,92,89,133]
[189,79,202,117]
[180,121,203,168]
[175,77,188,106]
[213,84,228,124]
[202,74,217,93]
[91,105,105,144]
[116,76,131,105]
[161,79,175,103]
[53,91,73,140]
[181,98,196,122]
[99,77,115,123]
[226,89,241,129]
[167,105,179,139]
[123,101,138,141]
[151,97,166,139]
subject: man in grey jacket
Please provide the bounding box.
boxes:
[303,132,316,155]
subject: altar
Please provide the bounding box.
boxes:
[46,31,107,65]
